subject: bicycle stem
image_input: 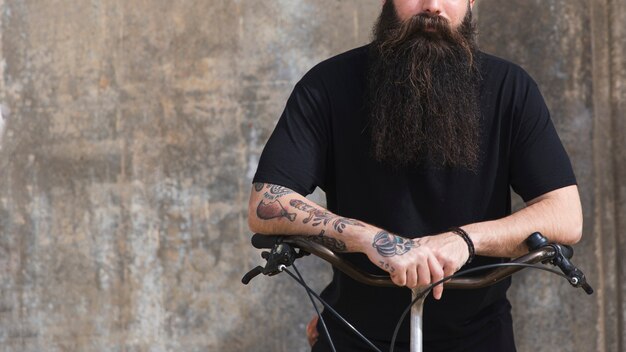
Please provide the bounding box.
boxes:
[410,288,427,352]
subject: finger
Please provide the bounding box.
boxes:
[428,255,445,300]
[417,258,431,287]
[406,266,418,288]
[441,263,456,292]
[393,269,407,287]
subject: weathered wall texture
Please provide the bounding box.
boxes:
[477,1,625,351]
[0,1,623,351]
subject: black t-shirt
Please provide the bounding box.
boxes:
[253,45,576,348]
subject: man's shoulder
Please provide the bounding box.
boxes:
[301,45,369,84]
[479,51,537,86]
[321,44,370,65]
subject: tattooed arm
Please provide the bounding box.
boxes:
[248,182,367,253]
[248,182,469,299]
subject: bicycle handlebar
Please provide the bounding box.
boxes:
[244,232,593,295]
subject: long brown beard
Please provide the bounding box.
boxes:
[368,2,481,170]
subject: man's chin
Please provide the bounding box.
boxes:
[416,30,447,43]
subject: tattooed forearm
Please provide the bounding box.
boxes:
[289,199,335,226]
[289,199,316,214]
[289,199,365,234]
[372,231,420,257]
[256,200,297,222]
[305,231,347,252]
[332,218,365,233]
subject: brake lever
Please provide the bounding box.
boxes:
[525,232,593,295]
[549,244,594,295]
[242,266,264,285]
[241,241,299,285]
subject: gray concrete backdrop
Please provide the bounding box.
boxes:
[0,0,623,351]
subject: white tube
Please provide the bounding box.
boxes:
[410,288,427,352]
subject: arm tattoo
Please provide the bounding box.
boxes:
[372,231,420,257]
[258,185,293,200]
[253,182,264,192]
[256,199,297,222]
[289,199,335,226]
[268,185,293,197]
[289,200,364,233]
[305,230,347,252]
[332,218,365,233]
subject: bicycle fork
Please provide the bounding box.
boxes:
[410,288,427,352]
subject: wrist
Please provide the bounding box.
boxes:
[450,227,475,265]
[359,227,381,254]
[459,224,487,256]
[338,222,378,254]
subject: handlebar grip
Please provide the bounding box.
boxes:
[525,232,573,259]
[525,232,548,250]
[251,233,282,249]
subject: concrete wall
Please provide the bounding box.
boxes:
[0,1,622,351]
[478,1,625,351]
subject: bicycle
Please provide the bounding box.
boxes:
[242,232,593,352]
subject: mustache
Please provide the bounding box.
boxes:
[378,14,450,49]
[376,12,475,68]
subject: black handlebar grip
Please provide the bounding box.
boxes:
[525,232,549,250]
[251,233,281,249]
[525,233,574,259]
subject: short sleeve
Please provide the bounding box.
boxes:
[252,80,330,196]
[509,77,577,202]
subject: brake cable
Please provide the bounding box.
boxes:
[291,263,339,352]
[284,264,383,352]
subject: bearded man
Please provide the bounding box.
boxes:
[248,0,583,351]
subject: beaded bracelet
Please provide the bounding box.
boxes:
[450,227,475,265]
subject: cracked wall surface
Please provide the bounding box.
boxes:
[0,1,623,351]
